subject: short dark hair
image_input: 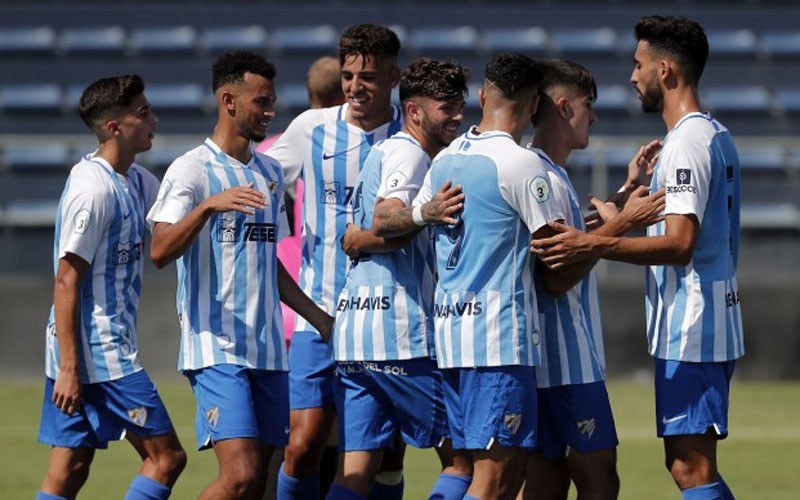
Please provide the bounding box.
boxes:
[635,15,708,85]
[533,59,597,126]
[484,52,541,99]
[399,58,469,105]
[212,50,276,93]
[79,74,145,132]
[338,23,401,65]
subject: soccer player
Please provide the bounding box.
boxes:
[531,16,744,500]
[36,74,186,500]
[147,50,333,499]
[400,52,557,500]
[328,58,472,500]
[521,59,664,500]
[267,24,405,500]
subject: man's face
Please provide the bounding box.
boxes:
[340,53,397,121]
[231,72,277,142]
[631,40,664,114]
[116,93,158,153]
[415,96,465,150]
[566,92,597,150]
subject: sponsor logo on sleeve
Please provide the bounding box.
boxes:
[667,168,697,194]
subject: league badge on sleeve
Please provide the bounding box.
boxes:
[74,209,91,234]
[529,176,551,203]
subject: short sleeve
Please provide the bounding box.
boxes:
[500,154,563,234]
[376,142,429,205]
[411,168,434,207]
[659,132,711,224]
[146,156,204,229]
[58,177,111,264]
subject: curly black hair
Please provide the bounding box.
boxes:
[212,50,276,93]
[399,58,469,104]
[635,15,708,85]
[484,52,541,98]
[338,23,401,65]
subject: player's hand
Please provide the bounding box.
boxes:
[618,186,666,229]
[421,181,464,226]
[205,183,267,215]
[625,139,661,190]
[530,221,594,268]
[340,223,362,260]
[585,193,619,231]
[52,369,82,416]
[317,313,334,343]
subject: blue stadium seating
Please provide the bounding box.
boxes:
[480,27,548,55]
[145,83,208,113]
[198,26,268,55]
[774,88,800,115]
[550,28,619,57]
[0,26,56,56]
[0,84,62,114]
[3,144,71,172]
[270,25,337,55]
[706,29,758,58]
[128,26,197,56]
[407,26,479,57]
[703,86,772,116]
[738,144,786,173]
[594,85,634,115]
[59,26,126,56]
[0,199,58,227]
[760,30,800,58]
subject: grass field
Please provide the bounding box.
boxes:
[2,378,798,499]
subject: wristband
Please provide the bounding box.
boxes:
[411,205,426,226]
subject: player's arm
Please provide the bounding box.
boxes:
[150,184,267,268]
[532,213,698,269]
[277,260,333,342]
[341,197,418,259]
[373,180,464,237]
[52,252,89,416]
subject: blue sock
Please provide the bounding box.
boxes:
[326,483,366,500]
[428,473,471,500]
[36,493,68,500]
[277,463,320,500]
[124,475,171,500]
[681,482,722,500]
[718,475,735,500]
[367,476,403,500]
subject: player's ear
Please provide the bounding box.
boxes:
[405,99,420,124]
[556,96,571,120]
[478,87,487,109]
[219,87,236,113]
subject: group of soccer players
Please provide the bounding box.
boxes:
[36,14,744,500]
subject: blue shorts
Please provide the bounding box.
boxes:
[536,381,618,460]
[185,364,289,450]
[38,370,174,449]
[334,358,448,451]
[654,359,735,438]
[442,366,537,451]
[288,331,335,410]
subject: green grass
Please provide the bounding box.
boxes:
[2,378,798,499]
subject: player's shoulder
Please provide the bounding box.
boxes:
[669,112,727,145]
[163,143,209,176]
[379,131,424,155]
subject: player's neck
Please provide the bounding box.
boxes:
[210,126,252,165]
[476,108,529,144]
[404,123,441,159]
[531,124,570,166]
[95,142,134,175]
[345,104,393,133]
[662,87,702,131]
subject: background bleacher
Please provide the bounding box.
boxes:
[1,1,799,378]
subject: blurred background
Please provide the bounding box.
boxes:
[1,0,798,381]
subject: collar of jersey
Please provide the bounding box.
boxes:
[668,111,711,138]
[203,138,256,169]
[465,125,513,142]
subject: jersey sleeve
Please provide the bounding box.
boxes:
[376,142,429,205]
[58,173,112,264]
[146,156,204,229]
[659,131,712,224]
[267,109,318,190]
[411,168,434,207]
[500,154,563,234]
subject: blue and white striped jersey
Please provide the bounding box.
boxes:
[418,127,560,369]
[146,139,290,371]
[45,154,160,383]
[646,112,744,362]
[268,104,403,334]
[334,132,436,361]
[529,149,606,388]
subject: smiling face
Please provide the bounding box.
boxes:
[413,96,465,151]
[229,71,277,142]
[341,53,398,125]
[631,40,664,114]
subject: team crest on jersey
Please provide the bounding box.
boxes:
[577,418,596,439]
[320,181,341,205]
[504,412,522,435]
[206,406,220,429]
[530,176,550,203]
[127,407,148,427]
[113,241,142,265]
[217,216,239,242]
[74,208,91,234]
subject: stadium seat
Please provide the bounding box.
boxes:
[198,26,268,55]
[550,28,619,57]
[774,88,800,115]
[759,30,800,58]
[604,143,639,171]
[59,26,126,56]
[3,143,71,172]
[465,82,483,111]
[737,144,786,173]
[703,86,772,116]
[407,26,479,56]
[0,26,56,56]
[740,202,800,231]
[0,199,59,227]
[706,29,758,58]
[480,27,547,55]
[128,26,197,56]
[594,85,634,115]
[145,83,207,113]
[137,138,202,174]
[270,25,337,55]
[275,82,309,112]
[0,84,62,113]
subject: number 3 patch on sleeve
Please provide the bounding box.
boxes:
[74,208,91,234]
[529,176,550,203]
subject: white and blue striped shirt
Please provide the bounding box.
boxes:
[146,139,290,371]
[646,113,744,362]
[334,132,436,361]
[530,149,606,388]
[268,104,403,333]
[418,128,560,369]
[46,155,160,383]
